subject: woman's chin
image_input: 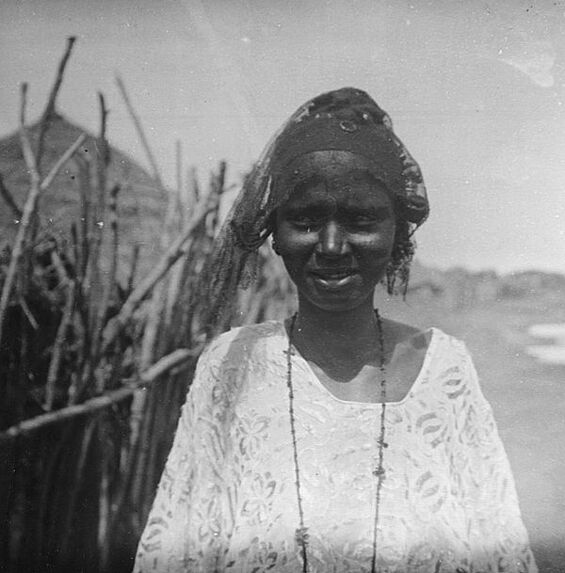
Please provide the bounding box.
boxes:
[301,278,372,313]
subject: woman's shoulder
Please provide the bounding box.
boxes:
[385,320,476,388]
[204,319,285,359]
[190,320,287,401]
[431,328,474,365]
[417,327,487,404]
[385,319,468,359]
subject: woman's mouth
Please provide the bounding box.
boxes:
[310,268,358,289]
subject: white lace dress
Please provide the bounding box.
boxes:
[133,321,537,573]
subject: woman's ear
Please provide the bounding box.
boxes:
[272,235,281,255]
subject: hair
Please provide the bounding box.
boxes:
[385,214,415,296]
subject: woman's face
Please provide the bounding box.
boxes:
[274,151,396,313]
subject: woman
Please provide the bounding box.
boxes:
[134,88,537,572]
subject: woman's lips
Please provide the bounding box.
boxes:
[309,268,359,288]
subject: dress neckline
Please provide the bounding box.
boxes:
[279,321,439,407]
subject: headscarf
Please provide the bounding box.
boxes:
[199,87,429,336]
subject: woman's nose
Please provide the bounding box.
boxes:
[316,220,350,257]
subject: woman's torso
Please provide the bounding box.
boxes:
[201,321,520,572]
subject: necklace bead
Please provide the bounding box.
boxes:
[287,310,387,573]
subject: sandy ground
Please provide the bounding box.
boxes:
[377,293,565,573]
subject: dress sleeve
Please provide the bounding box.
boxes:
[457,349,538,573]
[133,344,231,573]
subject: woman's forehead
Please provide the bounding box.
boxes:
[277,150,393,200]
[284,175,392,209]
[280,150,379,179]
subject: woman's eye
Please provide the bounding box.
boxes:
[347,214,379,227]
[288,214,319,228]
[352,215,374,223]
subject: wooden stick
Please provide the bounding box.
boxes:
[140,143,177,369]
[162,141,188,326]
[19,83,39,175]
[84,92,109,305]
[0,133,85,348]
[139,347,199,383]
[0,347,197,443]
[75,153,91,281]
[40,36,76,121]
[115,75,164,190]
[45,280,76,410]
[115,73,175,362]
[100,195,213,354]
[130,382,156,513]
[0,174,23,219]
[36,36,77,167]
[93,184,120,392]
[40,133,86,192]
[185,166,200,208]
[176,139,183,210]
[0,85,49,344]
[70,222,80,275]
[0,386,134,444]
[97,92,110,168]
[139,285,163,369]
[107,184,120,304]
[162,139,182,234]
[18,294,39,330]
[59,418,97,557]
[50,250,71,287]
[127,244,140,294]
[98,441,111,573]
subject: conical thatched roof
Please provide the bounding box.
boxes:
[0,113,168,276]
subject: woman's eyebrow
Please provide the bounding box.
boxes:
[291,174,327,196]
[341,200,392,213]
[284,200,333,215]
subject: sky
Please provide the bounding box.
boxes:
[1,0,565,274]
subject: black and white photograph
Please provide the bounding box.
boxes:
[0,1,564,572]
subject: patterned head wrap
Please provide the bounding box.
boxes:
[199,87,429,334]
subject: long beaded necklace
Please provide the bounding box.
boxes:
[286,310,388,573]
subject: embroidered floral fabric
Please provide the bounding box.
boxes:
[134,322,537,573]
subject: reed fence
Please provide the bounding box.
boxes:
[0,37,294,572]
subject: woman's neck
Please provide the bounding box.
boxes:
[292,297,383,367]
